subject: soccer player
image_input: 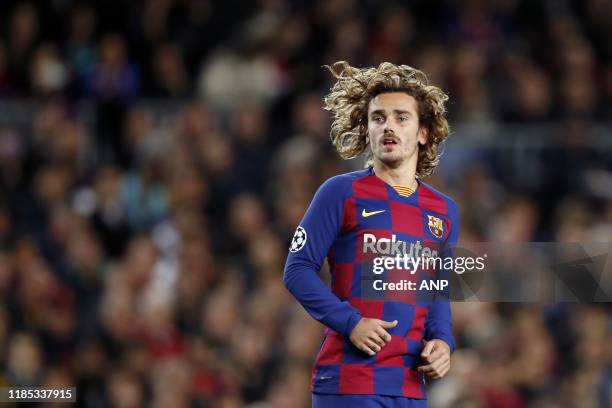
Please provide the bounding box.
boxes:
[283,61,459,408]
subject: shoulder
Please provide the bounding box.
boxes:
[418,180,459,218]
[317,168,371,197]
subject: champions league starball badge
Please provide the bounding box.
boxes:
[290,226,307,252]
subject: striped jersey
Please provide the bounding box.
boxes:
[284,167,459,398]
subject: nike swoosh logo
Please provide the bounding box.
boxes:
[362,209,386,217]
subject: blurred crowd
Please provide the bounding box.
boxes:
[0,0,611,407]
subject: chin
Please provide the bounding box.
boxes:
[377,156,402,167]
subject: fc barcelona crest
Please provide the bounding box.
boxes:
[427,215,444,238]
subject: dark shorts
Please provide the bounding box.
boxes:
[312,393,428,408]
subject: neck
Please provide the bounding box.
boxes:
[372,158,418,189]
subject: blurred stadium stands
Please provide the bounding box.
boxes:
[0,0,611,407]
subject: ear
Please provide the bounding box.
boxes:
[418,127,428,145]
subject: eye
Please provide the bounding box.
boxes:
[398,116,409,122]
[373,116,385,123]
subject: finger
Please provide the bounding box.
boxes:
[438,360,451,377]
[423,347,443,363]
[418,363,435,374]
[379,319,398,329]
[364,339,381,353]
[418,358,441,373]
[420,355,448,375]
[429,360,450,379]
[421,340,435,357]
[358,343,376,356]
[429,356,446,373]
[417,357,442,374]
[369,329,390,345]
[375,327,392,343]
[368,333,385,347]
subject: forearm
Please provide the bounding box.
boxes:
[424,301,455,352]
[284,261,361,336]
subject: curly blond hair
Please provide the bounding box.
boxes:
[323,61,450,178]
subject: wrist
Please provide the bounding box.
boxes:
[346,314,362,336]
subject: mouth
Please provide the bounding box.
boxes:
[382,136,399,146]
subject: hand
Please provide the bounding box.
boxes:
[417,339,451,379]
[349,318,397,356]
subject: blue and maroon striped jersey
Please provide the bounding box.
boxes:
[284,167,459,399]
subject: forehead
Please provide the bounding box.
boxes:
[368,92,418,114]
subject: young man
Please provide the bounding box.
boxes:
[284,61,459,407]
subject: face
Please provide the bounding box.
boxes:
[367,92,427,168]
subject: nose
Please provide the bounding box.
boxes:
[383,119,394,133]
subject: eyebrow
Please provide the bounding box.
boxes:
[370,109,412,116]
